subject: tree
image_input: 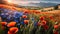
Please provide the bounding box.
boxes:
[54,5,58,10]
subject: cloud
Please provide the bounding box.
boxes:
[12,0,60,4]
[12,1,40,5]
[5,0,60,6]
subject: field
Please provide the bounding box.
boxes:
[0,4,60,34]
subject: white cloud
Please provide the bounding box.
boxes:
[12,1,60,4]
[12,1,40,5]
[5,0,60,6]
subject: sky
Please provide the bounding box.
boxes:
[11,0,60,4]
[3,0,60,6]
[14,0,60,1]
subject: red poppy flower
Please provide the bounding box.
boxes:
[0,5,4,8]
[54,25,58,29]
[8,32,13,34]
[22,15,27,18]
[32,10,35,13]
[54,31,58,34]
[8,27,18,34]
[12,7,16,10]
[23,10,29,14]
[43,25,49,30]
[35,11,38,14]
[35,11,41,14]
[41,20,47,26]
[1,22,7,26]
[49,16,53,19]
[40,16,45,21]
[24,20,29,25]
[7,22,16,27]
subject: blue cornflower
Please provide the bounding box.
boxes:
[6,16,11,22]
[3,9,8,13]
[1,13,7,18]
[14,19,20,23]
[20,22,24,25]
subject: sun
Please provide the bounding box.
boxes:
[4,0,12,3]
[6,0,12,3]
[7,0,12,3]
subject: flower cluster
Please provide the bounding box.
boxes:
[0,7,60,34]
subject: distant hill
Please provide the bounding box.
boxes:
[27,2,58,8]
[40,0,60,1]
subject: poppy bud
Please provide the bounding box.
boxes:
[22,15,27,18]
[7,22,16,27]
[1,22,7,26]
[24,20,29,25]
[40,16,45,21]
[54,25,58,29]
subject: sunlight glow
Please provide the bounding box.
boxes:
[7,0,12,3]
[4,0,12,3]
